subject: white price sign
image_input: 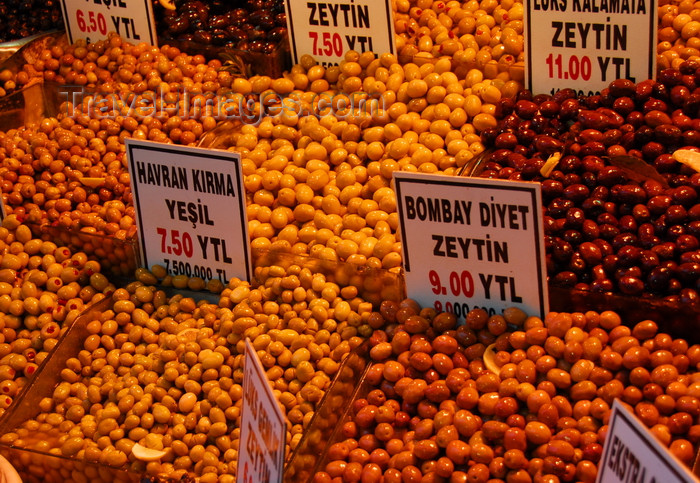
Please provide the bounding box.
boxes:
[395,172,548,320]
[60,0,157,45]
[126,139,251,284]
[598,400,699,483]
[524,0,657,96]
[237,339,285,483]
[284,0,396,66]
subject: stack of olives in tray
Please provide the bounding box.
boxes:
[313,304,700,482]
[156,0,288,53]
[475,60,700,304]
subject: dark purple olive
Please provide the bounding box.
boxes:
[639,250,660,272]
[641,142,666,162]
[226,26,249,42]
[562,184,589,203]
[193,29,213,44]
[267,26,287,42]
[580,141,606,156]
[652,242,677,260]
[670,85,691,108]
[230,8,249,21]
[548,198,574,217]
[259,41,277,53]
[541,179,564,200]
[590,279,614,292]
[688,222,700,237]
[552,239,574,263]
[647,195,672,215]
[494,132,518,150]
[553,271,578,287]
[665,205,688,225]
[275,12,287,25]
[676,263,700,284]
[596,167,625,187]
[513,100,538,120]
[582,220,600,240]
[599,224,621,241]
[617,275,645,295]
[250,11,275,29]
[677,234,700,252]
[516,128,537,145]
[167,16,191,34]
[647,266,672,291]
[603,254,620,273]
[564,208,586,229]
[681,251,700,264]
[659,68,683,87]
[640,235,662,249]
[616,266,643,280]
[610,184,646,205]
[617,245,642,267]
[579,242,603,266]
[235,40,251,50]
[563,172,582,186]
[618,215,637,233]
[644,99,669,114]
[602,129,623,146]
[609,79,637,98]
[249,39,266,52]
[680,288,699,305]
[612,97,636,116]
[612,233,638,251]
[567,251,586,272]
[672,186,698,206]
[247,26,267,40]
[562,229,583,245]
[578,110,608,130]
[209,14,232,29]
[626,111,645,128]
[539,101,561,117]
[211,29,227,45]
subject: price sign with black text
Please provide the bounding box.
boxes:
[60,0,157,44]
[395,172,548,320]
[597,400,698,483]
[237,338,285,483]
[524,0,657,96]
[126,139,251,284]
[284,0,396,67]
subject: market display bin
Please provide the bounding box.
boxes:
[283,344,370,482]
[25,223,139,278]
[0,297,141,482]
[0,445,138,483]
[0,289,108,424]
[283,344,373,482]
[0,251,404,482]
[0,31,65,68]
[282,306,700,483]
[165,38,292,79]
[0,80,63,131]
